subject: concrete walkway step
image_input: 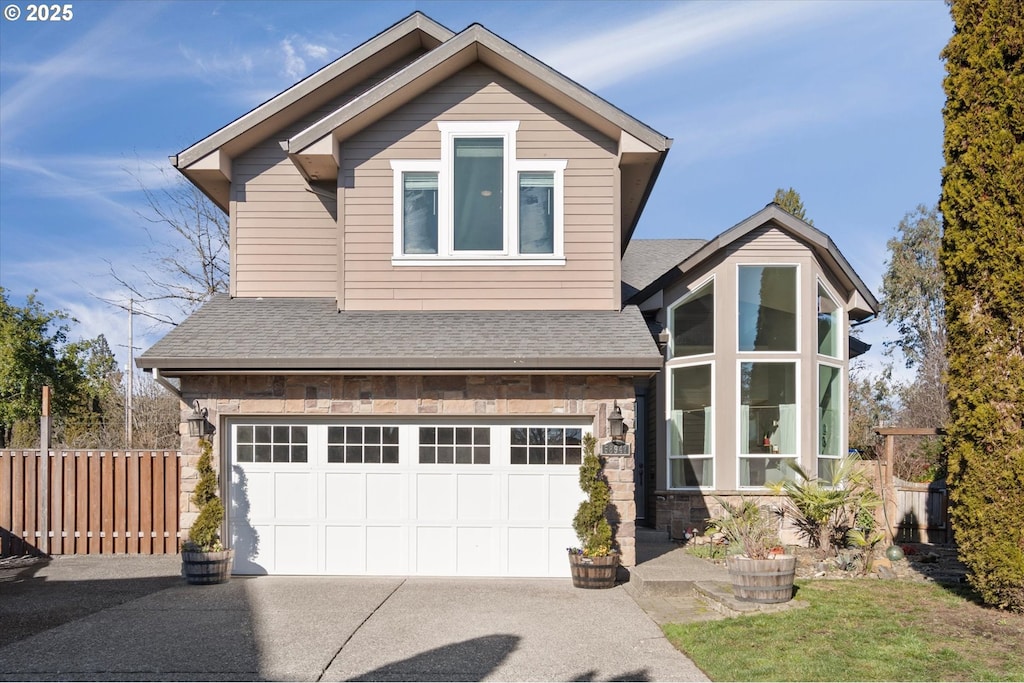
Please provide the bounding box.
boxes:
[627,532,807,623]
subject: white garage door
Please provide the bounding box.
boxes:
[228,421,589,576]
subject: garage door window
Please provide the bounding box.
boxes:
[510,427,583,465]
[418,426,491,464]
[327,426,400,464]
[235,425,308,463]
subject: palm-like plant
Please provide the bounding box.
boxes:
[769,455,880,558]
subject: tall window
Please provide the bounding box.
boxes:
[391,121,566,262]
[518,172,555,254]
[817,283,841,357]
[453,137,504,251]
[738,265,797,352]
[818,364,842,480]
[669,364,713,487]
[670,279,714,358]
[739,361,797,487]
[401,172,438,254]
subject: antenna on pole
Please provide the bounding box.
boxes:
[127,298,134,448]
[117,299,140,448]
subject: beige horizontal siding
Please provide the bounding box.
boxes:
[341,64,618,311]
[228,64,411,298]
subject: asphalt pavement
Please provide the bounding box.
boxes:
[0,555,709,681]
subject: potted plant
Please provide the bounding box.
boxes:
[181,438,233,584]
[708,497,795,603]
[567,434,618,588]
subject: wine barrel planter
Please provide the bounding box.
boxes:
[181,549,234,585]
[727,554,796,603]
[568,552,619,589]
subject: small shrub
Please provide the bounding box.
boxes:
[184,438,224,552]
[708,497,781,559]
[570,434,614,557]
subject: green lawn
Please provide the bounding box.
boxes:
[664,580,1024,681]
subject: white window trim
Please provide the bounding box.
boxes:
[816,277,845,361]
[665,360,715,490]
[736,359,800,490]
[391,121,567,266]
[667,275,716,361]
[736,263,802,355]
[816,360,846,470]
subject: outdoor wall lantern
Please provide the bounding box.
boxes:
[187,400,214,438]
[609,401,627,442]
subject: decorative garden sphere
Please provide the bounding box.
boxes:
[885,545,905,561]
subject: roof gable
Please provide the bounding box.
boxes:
[172,12,455,210]
[283,21,671,245]
[173,13,671,241]
[626,204,879,319]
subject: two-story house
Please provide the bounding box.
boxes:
[138,12,877,578]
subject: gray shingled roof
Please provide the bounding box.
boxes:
[138,296,662,374]
[621,238,706,298]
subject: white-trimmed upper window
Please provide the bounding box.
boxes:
[817,281,842,358]
[669,278,715,358]
[738,265,798,352]
[391,122,566,265]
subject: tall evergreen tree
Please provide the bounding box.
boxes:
[773,187,813,225]
[940,0,1024,611]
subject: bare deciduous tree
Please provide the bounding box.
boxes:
[102,164,229,326]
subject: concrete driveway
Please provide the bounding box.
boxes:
[0,556,708,681]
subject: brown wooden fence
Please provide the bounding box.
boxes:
[873,427,952,545]
[894,478,951,544]
[0,450,180,557]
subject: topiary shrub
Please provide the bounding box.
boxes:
[184,438,224,552]
[571,434,614,557]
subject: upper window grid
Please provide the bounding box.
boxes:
[235,424,308,463]
[418,426,491,465]
[327,425,400,464]
[510,426,583,465]
[391,121,566,263]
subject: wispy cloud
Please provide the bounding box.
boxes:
[0,3,167,141]
[535,0,867,89]
[280,38,306,80]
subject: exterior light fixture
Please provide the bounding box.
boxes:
[187,400,212,438]
[608,401,626,442]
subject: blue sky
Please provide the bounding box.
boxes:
[0,0,952,373]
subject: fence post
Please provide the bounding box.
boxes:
[39,386,51,555]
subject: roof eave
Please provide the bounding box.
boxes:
[628,204,880,315]
[138,356,664,375]
[286,23,671,170]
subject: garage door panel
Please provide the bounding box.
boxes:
[416,474,456,520]
[547,527,577,577]
[415,526,456,575]
[325,526,364,574]
[507,527,547,576]
[241,470,275,519]
[275,472,316,519]
[366,526,407,574]
[233,523,272,575]
[549,475,585,520]
[366,474,405,520]
[275,525,316,574]
[508,474,547,521]
[457,527,497,575]
[325,472,364,520]
[457,474,499,520]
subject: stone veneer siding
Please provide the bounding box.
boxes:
[177,373,641,567]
